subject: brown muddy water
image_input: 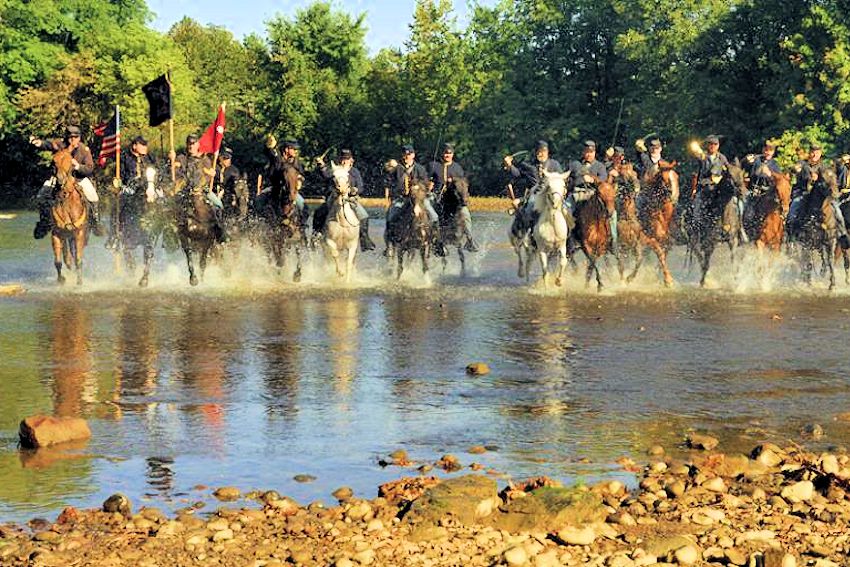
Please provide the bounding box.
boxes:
[2,210,850,523]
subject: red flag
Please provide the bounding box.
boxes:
[198,104,226,155]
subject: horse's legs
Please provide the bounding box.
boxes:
[140,240,153,288]
[645,239,672,286]
[396,248,404,280]
[421,246,429,276]
[458,247,466,277]
[345,245,356,283]
[52,234,65,284]
[183,242,198,286]
[827,243,836,291]
[555,242,567,287]
[74,231,84,285]
[700,242,714,287]
[843,249,850,285]
[617,246,626,282]
[594,257,604,292]
[511,235,526,279]
[293,245,302,283]
[627,245,645,284]
[538,249,550,288]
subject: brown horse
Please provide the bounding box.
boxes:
[177,188,217,286]
[746,171,791,252]
[638,161,678,286]
[575,181,615,291]
[613,163,645,282]
[50,149,88,285]
[258,164,306,282]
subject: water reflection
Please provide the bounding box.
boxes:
[45,300,93,417]
[258,298,306,419]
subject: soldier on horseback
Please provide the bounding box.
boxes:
[743,141,782,230]
[564,140,614,244]
[386,145,442,255]
[31,125,103,238]
[213,147,245,220]
[693,134,746,242]
[315,148,375,251]
[172,133,227,244]
[428,143,478,252]
[504,140,563,225]
[787,143,850,247]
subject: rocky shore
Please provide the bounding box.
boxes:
[1,438,848,566]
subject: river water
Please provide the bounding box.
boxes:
[2,210,850,523]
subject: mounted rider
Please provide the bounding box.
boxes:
[171,133,227,243]
[634,136,678,203]
[564,140,615,244]
[787,143,850,247]
[31,125,103,238]
[503,139,564,229]
[428,142,478,252]
[119,135,157,193]
[742,140,782,228]
[213,147,245,220]
[692,134,747,241]
[386,144,442,254]
[315,148,376,251]
[263,136,307,220]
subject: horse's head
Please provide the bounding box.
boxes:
[52,148,77,199]
[539,171,567,209]
[723,161,747,195]
[813,168,837,201]
[331,162,351,198]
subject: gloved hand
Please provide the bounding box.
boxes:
[635,139,647,153]
[605,147,615,158]
[266,134,277,149]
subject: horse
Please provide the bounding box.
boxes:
[798,169,840,290]
[613,162,645,283]
[744,170,791,253]
[435,177,472,275]
[838,197,850,284]
[688,161,747,287]
[176,185,218,287]
[531,171,570,288]
[324,163,360,282]
[386,181,434,280]
[256,165,307,282]
[574,181,615,291]
[509,189,536,282]
[50,148,88,285]
[117,162,161,287]
[637,160,678,287]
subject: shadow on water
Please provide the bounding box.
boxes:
[3,211,850,521]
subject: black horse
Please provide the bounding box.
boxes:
[116,162,167,287]
[435,177,476,275]
[385,182,434,279]
[798,169,840,290]
[687,161,747,286]
[254,164,308,282]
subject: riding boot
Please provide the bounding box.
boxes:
[463,232,480,252]
[460,207,479,252]
[33,202,52,239]
[88,202,105,237]
[359,219,376,251]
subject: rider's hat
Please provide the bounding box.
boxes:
[283,139,300,150]
[441,142,454,153]
[810,142,823,151]
[613,146,625,155]
[648,137,662,148]
[186,133,199,145]
[534,140,549,151]
[583,139,597,150]
[220,147,233,159]
[132,135,148,146]
[338,148,353,160]
[402,144,416,155]
[705,134,720,144]
[762,140,776,150]
[65,125,82,138]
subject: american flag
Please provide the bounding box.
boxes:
[94,107,120,167]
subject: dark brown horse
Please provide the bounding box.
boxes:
[436,177,472,276]
[575,181,615,291]
[798,169,840,290]
[613,162,645,283]
[177,187,217,286]
[638,161,678,286]
[386,182,433,280]
[258,165,306,282]
[50,149,88,285]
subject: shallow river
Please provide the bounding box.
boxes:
[2,210,850,523]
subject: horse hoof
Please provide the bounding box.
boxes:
[555,277,562,287]
[293,270,302,283]
[626,275,635,284]
[190,276,199,286]
[58,276,66,285]
[139,277,149,288]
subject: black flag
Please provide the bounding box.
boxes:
[141,74,172,127]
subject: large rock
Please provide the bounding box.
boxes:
[494,486,605,533]
[404,475,499,526]
[686,433,718,451]
[19,415,91,449]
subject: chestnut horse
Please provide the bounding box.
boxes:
[638,161,678,286]
[575,181,615,291]
[745,171,791,252]
[50,149,88,285]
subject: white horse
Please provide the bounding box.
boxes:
[324,163,360,282]
[532,171,570,288]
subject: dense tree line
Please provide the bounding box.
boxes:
[1,0,849,205]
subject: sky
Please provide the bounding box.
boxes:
[147,0,496,53]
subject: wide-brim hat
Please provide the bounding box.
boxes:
[65,125,82,137]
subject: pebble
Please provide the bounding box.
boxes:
[103,494,132,516]
[702,477,727,493]
[504,546,528,566]
[687,433,719,451]
[293,474,316,483]
[674,545,699,565]
[211,528,233,542]
[781,480,814,503]
[213,487,240,501]
[466,362,490,375]
[353,548,375,565]
[333,487,354,501]
[556,526,596,546]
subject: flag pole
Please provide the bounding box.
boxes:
[207,102,225,192]
[115,105,121,182]
[167,71,176,183]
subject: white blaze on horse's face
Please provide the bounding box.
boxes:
[331,162,350,196]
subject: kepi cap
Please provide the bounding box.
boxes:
[402,144,415,154]
[705,134,720,144]
[534,140,549,151]
[65,125,81,137]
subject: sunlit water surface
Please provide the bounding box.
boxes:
[2,210,850,523]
